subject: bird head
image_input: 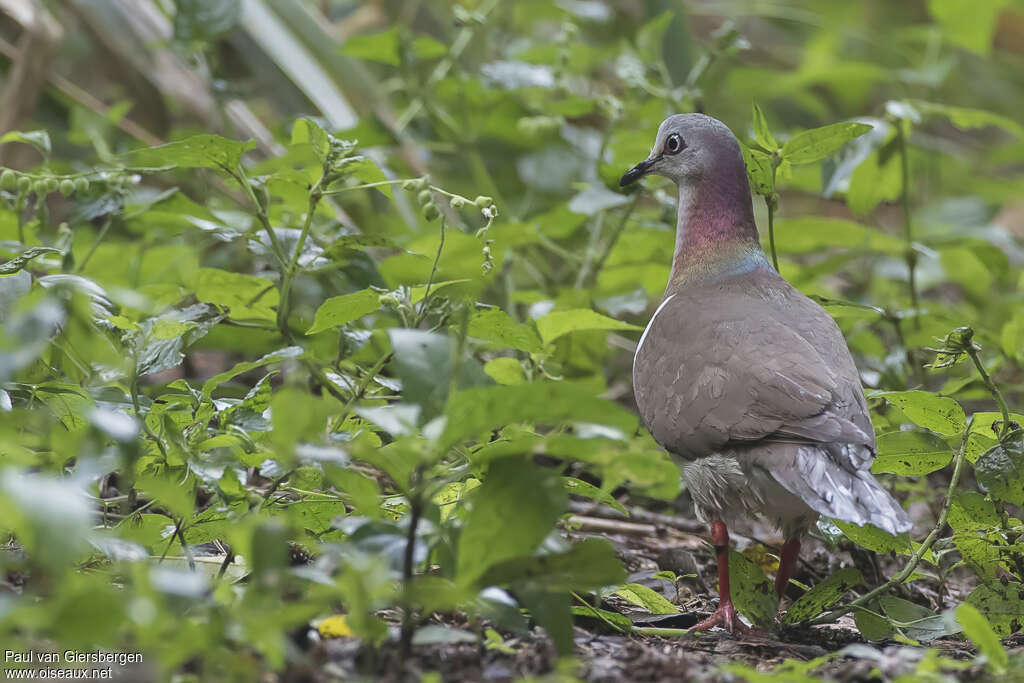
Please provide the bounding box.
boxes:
[619,113,744,188]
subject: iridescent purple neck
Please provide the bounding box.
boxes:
[667,164,766,289]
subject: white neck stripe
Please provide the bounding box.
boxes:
[634,293,676,360]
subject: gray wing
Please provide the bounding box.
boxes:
[633,293,873,463]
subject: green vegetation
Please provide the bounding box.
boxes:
[0,0,1022,680]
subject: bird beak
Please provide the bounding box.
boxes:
[619,156,658,187]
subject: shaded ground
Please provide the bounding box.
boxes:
[301,500,1021,682]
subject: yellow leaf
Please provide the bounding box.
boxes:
[741,544,780,573]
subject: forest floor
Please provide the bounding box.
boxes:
[302,498,1022,682]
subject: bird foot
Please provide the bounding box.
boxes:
[690,601,766,637]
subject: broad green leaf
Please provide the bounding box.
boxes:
[781,122,872,164]
[955,603,1008,673]
[339,27,400,66]
[124,134,256,170]
[440,381,637,449]
[571,605,632,632]
[974,431,1024,506]
[201,346,303,399]
[467,308,542,352]
[307,289,381,334]
[0,129,51,155]
[965,582,1024,636]
[0,247,62,275]
[872,430,953,475]
[483,357,525,385]
[772,217,903,254]
[751,103,777,151]
[948,492,999,531]
[855,601,894,641]
[614,583,678,615]
[389,329,488,422]
[519,589,572,655]
[874,391,966,436]
[878,596,956,642]
[636,11,674,62]
[480,537,626,592]
[564,477,625,514]
[727,549,778,629]
[739,141,773,195]
[783,568,862,624]
[190,268,278,322]
[835,520,911,554]
[926,0,1009,56]
[291,118,330,162]
[535,308,640,345]
[847,146,900,215]
[909,99,1024,139]
[457,457,567,585]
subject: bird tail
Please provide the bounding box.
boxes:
[766,443,912,536]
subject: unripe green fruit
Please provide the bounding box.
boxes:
[422,203,440,221]
[417,189,432,206]
[474,195,494,208]
[0,169,16,191]
[17,176,31,193]
[32,179,48,194]
[59,179,75,195]
[450,196,466,209]
[44,178,58,193]
[73,178,89,193]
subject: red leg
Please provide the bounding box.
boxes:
[774,537,801,598]
[690,521,763,636]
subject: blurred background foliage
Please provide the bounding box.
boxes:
[1,0,1023,680]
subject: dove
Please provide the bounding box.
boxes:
[621,113,911,634]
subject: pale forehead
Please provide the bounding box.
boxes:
[656,113,734,140]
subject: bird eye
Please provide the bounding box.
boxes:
[664,133,685,155]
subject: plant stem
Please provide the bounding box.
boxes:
[896,121,919,329]
[232,166,288,270]
[414,216,446,327]
[399,481,423,663]
[76,215,113,273]
[966,346,1011,440]
[580,196,639,289]
[277,181,323,335]
[766,194,779,272]
[808,420,973,626]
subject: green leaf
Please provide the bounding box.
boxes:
[136,474,195,519]
[124,134,256,170]
[965,582,1024,636]
[535,309,640,345]
[571,605,633,632]
[847,146,901,215]
[926,0,1009,56]
[974,431,1024,506]
[878,596,956,642]
[467,308,542,353]
[457,457,567,585]
[291,118,330,162]
[0,130,51,156]
[614,583,678,615]
[781,122,873,164]
[0,247,62,275]
[908,99,1024,139]
[563,477,625,514]
[751,103,777,151]
[173,0,240,43]
[190,268,278,322]
[874,391,967,436]
[956,602,1009,673]
[636,11,674,63]
[483,357,525,385]
[835,521,911,554]
[727,549,778,629]
[783,568,863,624]
[948,491,999,531]
[855,601,894,641]
[306,289,381,334]
[739,142,774,196]
[872,430,953,475]
[440,381,637,449]
[480,537,626,592]
[339,27,400,66]
[772,217,903,254]
[390,329,457,421]
[201,346,304,400]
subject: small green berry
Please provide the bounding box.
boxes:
[44,178,58,193]
[450,196,466,209]
[59,179,75,195]
[73,177,89,193]
[422,203,440,221]
[474,195,494,208]
[417,189,432,206]
[17,176,31,193]
[401,179,416,191]
[32,179,49,194]
[0,169,16,191]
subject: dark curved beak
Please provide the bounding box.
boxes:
[619,156,658,187]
